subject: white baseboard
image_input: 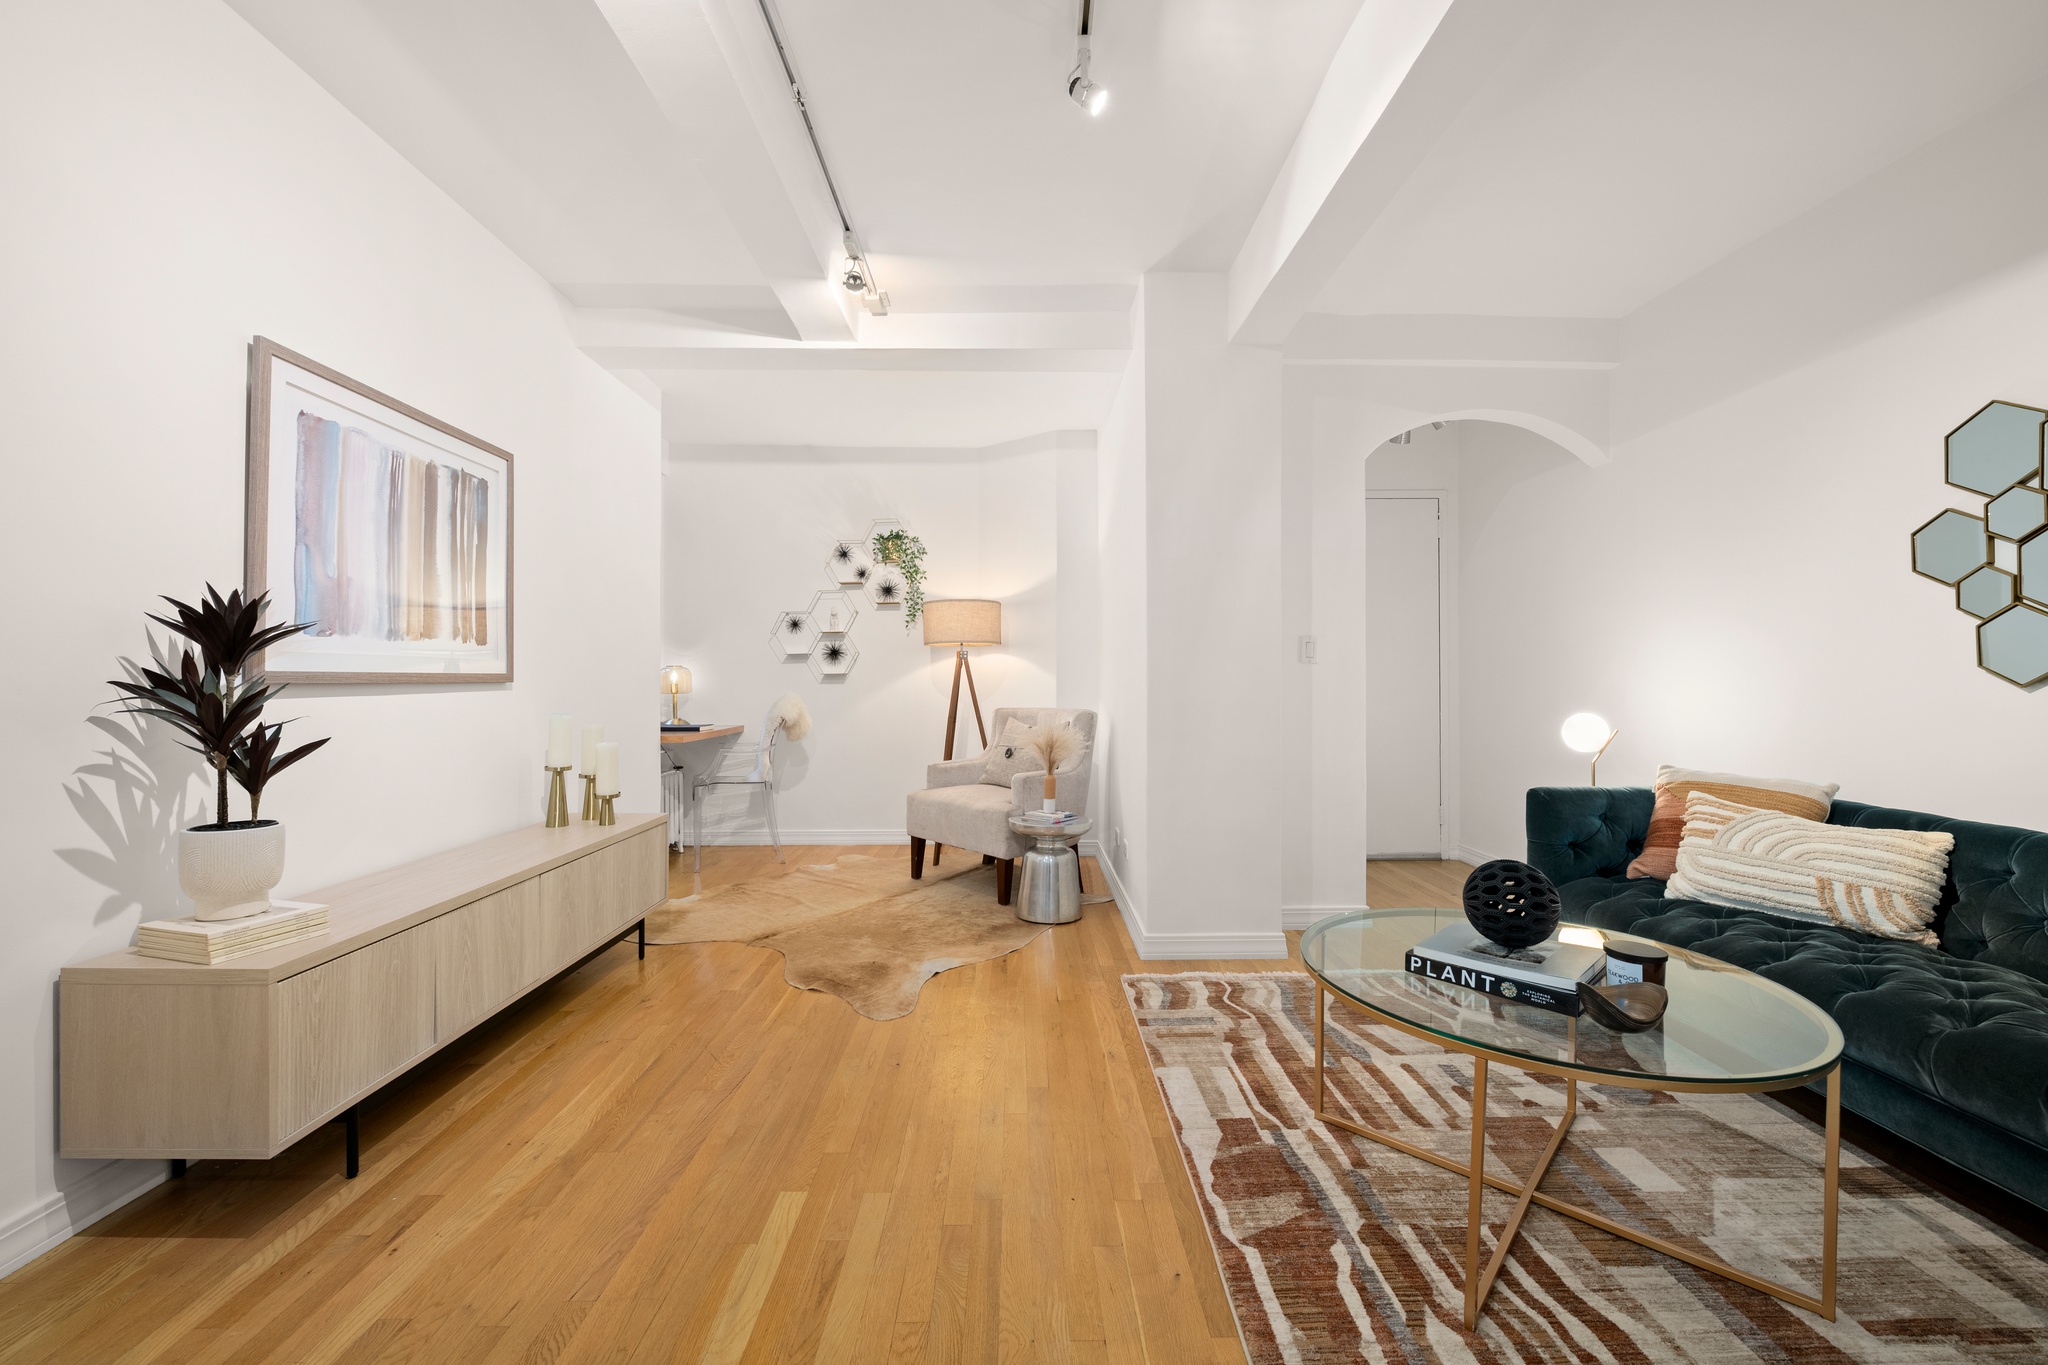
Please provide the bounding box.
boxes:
[0,1159,166,1279]
[1281,904,1367,930]
[1456,845,1504,867]
[1091,852,1287,960]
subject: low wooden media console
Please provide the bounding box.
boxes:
[60,815,668,1174]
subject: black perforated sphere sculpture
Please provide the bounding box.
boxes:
[1462,860,1562,950]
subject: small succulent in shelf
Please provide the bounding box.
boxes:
[870,529,927,625]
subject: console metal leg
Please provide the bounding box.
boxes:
[342,1104,360,1179]
[169,1159,187,1179]
[638,918,646,960]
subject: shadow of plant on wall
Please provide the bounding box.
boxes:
[57,640,205,926]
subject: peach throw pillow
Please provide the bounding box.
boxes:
[1624,765,1838,880]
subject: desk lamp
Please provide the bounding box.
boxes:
[922,599,1002,759]
[662,665,693,725]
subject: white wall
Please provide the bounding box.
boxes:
[663,436,1083,842]
[0,0,661,1275]
[1131,275,1288,958]
[1095,309,1151,929]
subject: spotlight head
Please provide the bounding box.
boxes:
[1067,36,1105,115]
[841,258,866,293]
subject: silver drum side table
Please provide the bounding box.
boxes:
[1007,814,1092,925]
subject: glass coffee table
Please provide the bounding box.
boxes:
[1301,909,1845,1330]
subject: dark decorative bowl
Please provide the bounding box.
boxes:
[1577,981,1669,1032]
[1461,860,1562,950]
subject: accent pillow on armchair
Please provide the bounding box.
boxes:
[979,719,1041,786]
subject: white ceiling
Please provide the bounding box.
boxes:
[227,0,2048,447]
[1310,0,2048,319]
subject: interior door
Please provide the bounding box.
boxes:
[1365,495,1443,856]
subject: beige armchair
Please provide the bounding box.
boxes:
[906,707,1096,904]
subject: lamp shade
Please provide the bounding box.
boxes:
[662,665,692,696]
[921,598,1002,647]
[1559,712,1611,753]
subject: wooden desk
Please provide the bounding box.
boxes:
[661,725,743,745]
[60,816,667,1169]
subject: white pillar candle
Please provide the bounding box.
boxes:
[595,741,620,797]
[580,724,603,775]
[547,715,572,768]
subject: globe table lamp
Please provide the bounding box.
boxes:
[662,665,692,724]
[922,599,1002,759]
[1560,711,1618,786]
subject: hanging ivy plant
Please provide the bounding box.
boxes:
[871,529,927,625]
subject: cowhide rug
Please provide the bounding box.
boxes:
[647,852,1090,1019]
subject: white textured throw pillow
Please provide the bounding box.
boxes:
[1666,791,1952,946]
[978,719,1041,787]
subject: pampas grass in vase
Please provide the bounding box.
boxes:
[1027,723,1081,815]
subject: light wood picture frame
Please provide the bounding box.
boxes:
[246,338,514,684]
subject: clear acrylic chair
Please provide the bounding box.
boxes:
[691,701,795,872]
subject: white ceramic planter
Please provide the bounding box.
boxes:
[179,820,287,921]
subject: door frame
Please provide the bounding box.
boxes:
[1365,489,1459,860]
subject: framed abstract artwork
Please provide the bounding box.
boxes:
[245,338,514,683]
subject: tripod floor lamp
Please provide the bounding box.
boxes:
[923,599,1002,759]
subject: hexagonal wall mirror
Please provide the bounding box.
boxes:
[1911,509,1987,585]
[1913,399,2048,685]
[1980,602,2048,686]
[1989,485,2047,540]
[1958,566,2015,619]
[1948,401,2045,496]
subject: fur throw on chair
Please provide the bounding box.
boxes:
[770,692,813,742]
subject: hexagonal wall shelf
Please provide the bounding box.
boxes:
[808,590,858,635]
[1911,509,1987,585]
[1989,485,2048,540]
[1958,566,2015,619]
[826,541,871,586]
[809,634,858,679]
[1980,602,2048,686]
[1948,401,2045,496]
[767,610,817,660]
[866,564,907,607]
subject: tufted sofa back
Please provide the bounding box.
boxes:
[1526,787,2048,986]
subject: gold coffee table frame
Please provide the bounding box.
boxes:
[1308,971,1840,1331]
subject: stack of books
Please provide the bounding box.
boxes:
[1404,922,1607,1015]
[136,901,329,965]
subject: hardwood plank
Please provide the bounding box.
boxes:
[2,850,1491,1364]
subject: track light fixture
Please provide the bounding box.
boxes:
[1068,0,1107,115]
[755,0,888,314]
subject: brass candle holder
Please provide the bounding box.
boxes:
[596,792,618,826]
[580,772,599,821]
[544,765,572,827]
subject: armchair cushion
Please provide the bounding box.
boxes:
[907,783,1028,858]
[1009,766,1086,814]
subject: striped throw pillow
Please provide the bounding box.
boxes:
[1665,791,1952,946]
[1625,765,1838,880]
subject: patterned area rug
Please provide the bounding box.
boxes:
[1124,971,2048,1363]
[649,852,1054,1019]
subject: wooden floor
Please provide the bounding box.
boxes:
[0,853,1468,1365]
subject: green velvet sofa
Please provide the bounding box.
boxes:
[1527,786,2048,1211]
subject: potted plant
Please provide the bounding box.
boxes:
[870,528,928,626]
[108,586,328,920]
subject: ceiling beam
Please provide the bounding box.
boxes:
[595,0,856,341]
[1226,0,1534,346]
[1285,314,1618,368]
